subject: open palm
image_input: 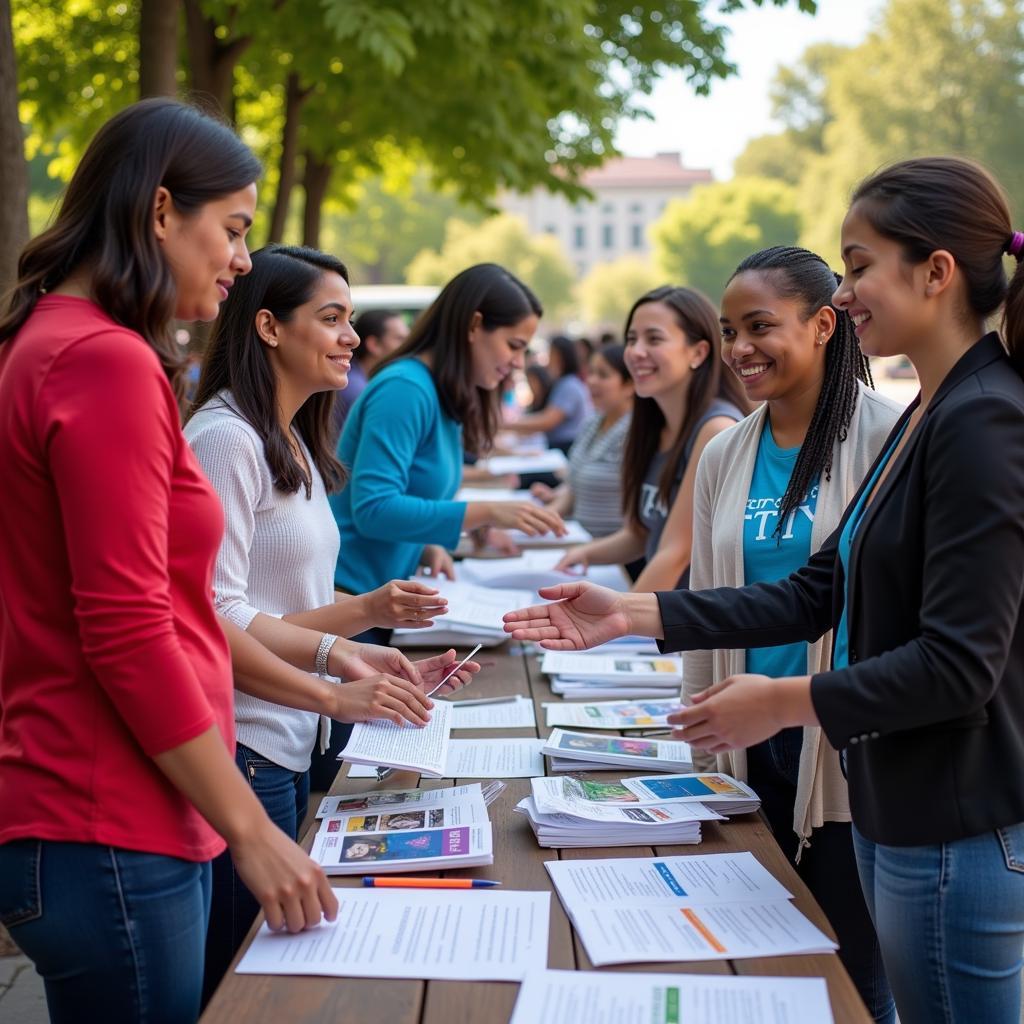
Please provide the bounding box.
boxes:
[502,581,630,650]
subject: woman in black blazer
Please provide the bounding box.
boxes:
[505,158,1024,1024]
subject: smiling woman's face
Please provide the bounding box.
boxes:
[468,313,538,391]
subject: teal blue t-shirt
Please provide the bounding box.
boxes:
[331,358,467,594]
[744,420,819,679]
[833,422,908,670]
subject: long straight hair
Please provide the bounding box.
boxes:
[0,99,261,393]
[375,263,542,455]
[188,245,348,497]
[621,286,750,522]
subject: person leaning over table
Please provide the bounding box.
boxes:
[504,156,1024,1024]
[686,244,902,1021]
[529,342,635,541]
[184,243,478,995]
[329,262,567,607]
[0,99,337,1024]
[554,286,749,590]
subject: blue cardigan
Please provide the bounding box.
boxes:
[331,358,466,593]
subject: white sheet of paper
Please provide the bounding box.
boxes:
[450,695,536,729]
[483,450,568,475]
[546,853,792,909]
[316,783,487,818]
[505,519,591,547]
[541,651,683,680]
[422,579,534,632]
[446,738,546,778]
[455,487,538,503]
[510,969,835,1024]
[236,888,550,981]
[458,549,627,592]
[346,762,381,778]
[341,700,452,777]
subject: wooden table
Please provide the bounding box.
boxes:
[202,643,870,1023]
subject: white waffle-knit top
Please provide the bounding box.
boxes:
[185,391,341,772]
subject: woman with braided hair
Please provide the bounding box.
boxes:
[686,246,901,1021]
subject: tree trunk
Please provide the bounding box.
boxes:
[266,73,310,244]
[0,0,29,295]
[139,0,180,98]
[301,151,333,249]
[182,0,251,117]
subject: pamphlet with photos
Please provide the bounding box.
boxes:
[315,781,505,819]
[311,821,493,874]
[622,774,761,816]
[543,697,679,729]
[542,728,693,773]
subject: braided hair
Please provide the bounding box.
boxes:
[730,246,874,539]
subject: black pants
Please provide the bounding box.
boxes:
[306,625,390,792]
[747,734,895,1023]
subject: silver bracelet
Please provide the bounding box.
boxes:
[315,633,339,676]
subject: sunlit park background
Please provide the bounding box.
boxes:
[1,0,1023,361]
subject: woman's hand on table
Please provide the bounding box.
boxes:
[553,545,590,574]
[330,674,434,727]
[502,580,632,649]
[668,674,816,754]
[415,648,482,697]
[362,578,447,629]
[419,544,456,581]
[489,500,567,538]
[530,481,556,503]
[230,821,338,933]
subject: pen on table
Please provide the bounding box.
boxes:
[450,695,520,706]
[362,877,501,889]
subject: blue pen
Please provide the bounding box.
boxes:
[361,876,502,889]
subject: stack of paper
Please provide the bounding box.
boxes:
[394,578,533,647]
[455,486,539,503]
[480,450,568,476]
[458,549,627,592]
[542,728,693,773]
[543,697,679,729]
[510,969,835,1024]
[515,777,723,848]
[541,651,683,699]
[546,853,838,965]
[310,783,493,874]
[340,699,453,778]
[314,781,505,819]
[505,518,592,548]
[345,737,547,780]
[237,888,550,982]
[622,773,761,816]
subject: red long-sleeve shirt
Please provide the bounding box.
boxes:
[0,296,234,861]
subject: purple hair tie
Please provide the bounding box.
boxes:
[1008,231,1024,259]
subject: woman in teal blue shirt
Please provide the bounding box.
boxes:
[331,263,566,597]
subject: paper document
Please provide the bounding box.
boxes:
[450,694,536,729]
[543,698,679,729]
[541,651,683,681]
[546,854,836,965]
[422,578,534,633]
[543,728,692,773]
[341,699,452,778]
[316,782,503,818]
[622,774,761,815]
[483,450,568,475]
[510,969,835,1024]
[506,519,591,547]
[236,888,550,982]
[458,549,627,592]
[447,738,546,778]
[455,487,538,503]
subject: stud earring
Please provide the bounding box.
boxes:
[690,362,701,370]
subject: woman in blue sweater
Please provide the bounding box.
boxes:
[331,263,566,597]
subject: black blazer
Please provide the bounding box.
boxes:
[658,334,1024,845]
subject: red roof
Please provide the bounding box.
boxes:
[582,153,712,188]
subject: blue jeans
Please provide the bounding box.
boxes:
[0,839,211,1024]
[853,821,1024,1024]
[202,742,309,1004]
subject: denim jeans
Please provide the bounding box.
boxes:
[748,737,894,1023]
[202,742,310,1004]
[0,839,211,1024]
[853,821,1024,1024]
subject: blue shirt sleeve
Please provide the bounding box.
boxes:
[344,373,466,548]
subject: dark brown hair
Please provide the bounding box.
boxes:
[852,156,1024,376]
[0,98,261,392]
[731,247,874,539]
[188,245,348,497]
[375,263,542,455]
[622,286,750,522]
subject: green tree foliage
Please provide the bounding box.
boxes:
[652,177,801,301]
[406,214,576,320]
[577,257,664,329]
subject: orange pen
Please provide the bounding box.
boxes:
[361,876,501,889]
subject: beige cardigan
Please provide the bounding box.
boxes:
[683,382,904,852]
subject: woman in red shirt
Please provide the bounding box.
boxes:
[0,99,337,1023]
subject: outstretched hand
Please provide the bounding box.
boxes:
[502,580,630,650]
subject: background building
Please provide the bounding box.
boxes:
[498,152,712,276]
